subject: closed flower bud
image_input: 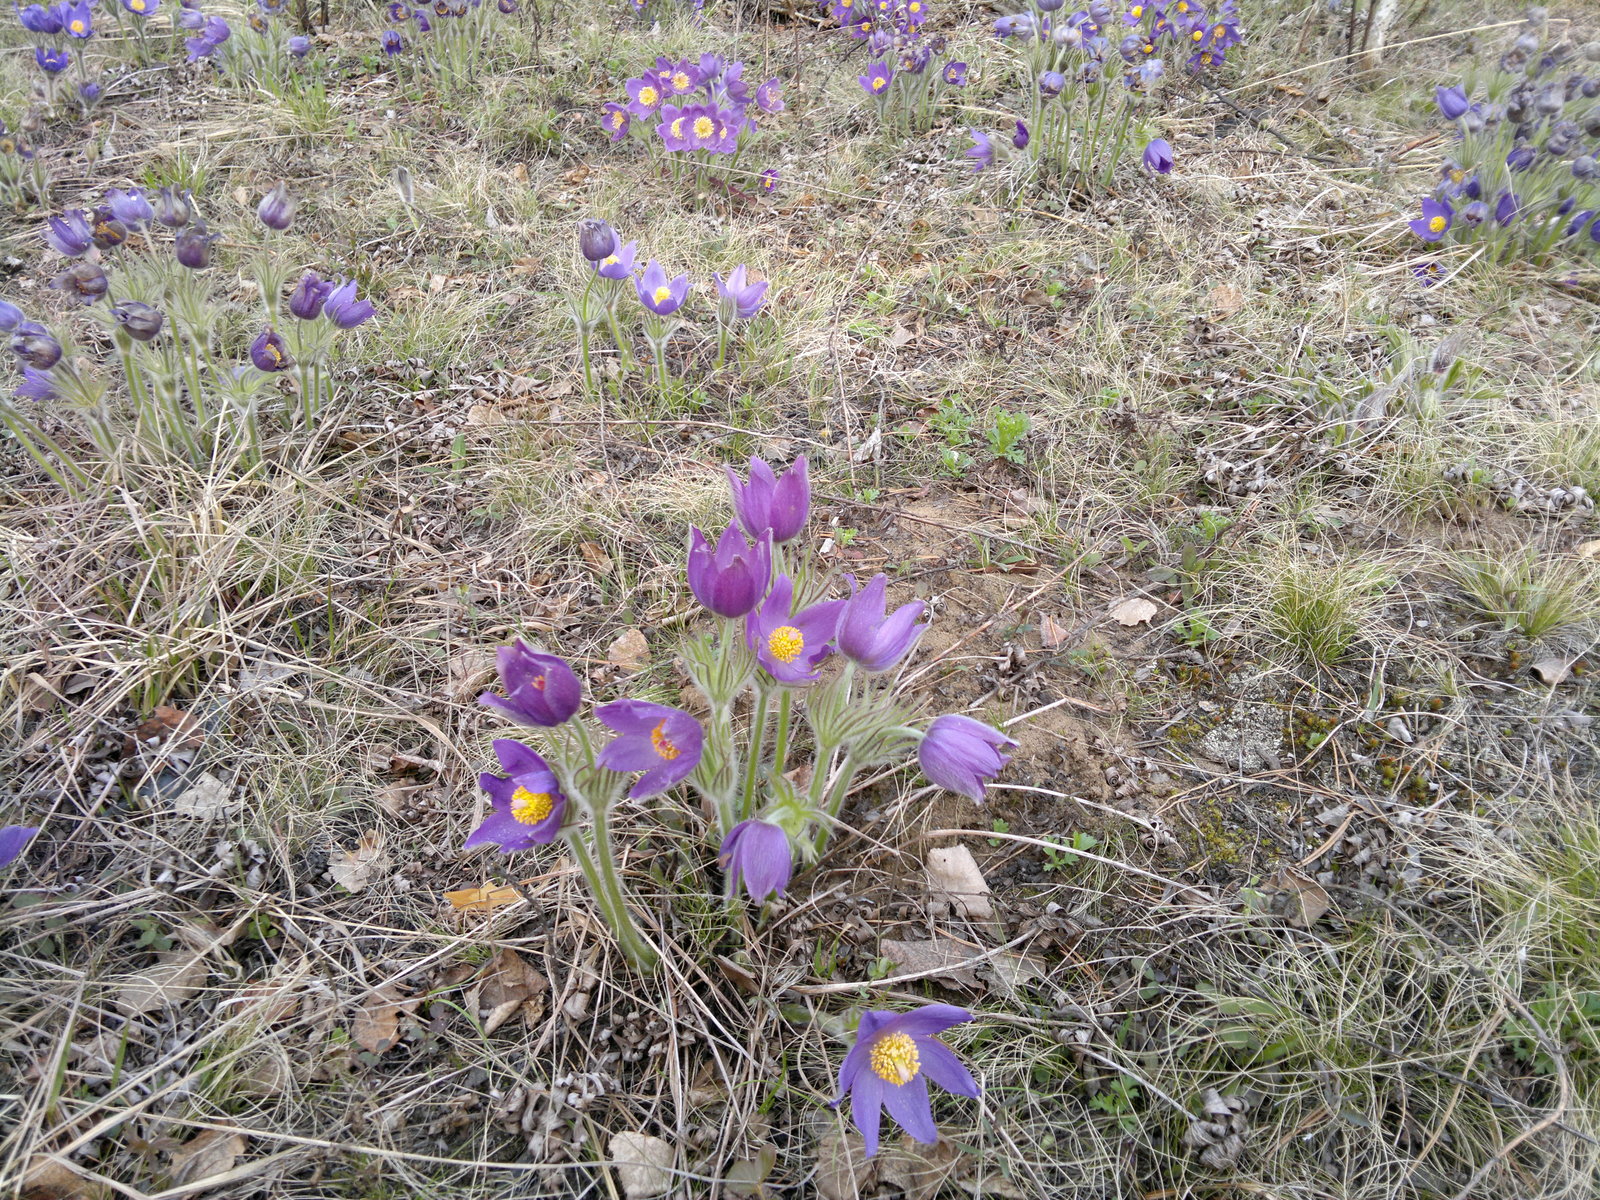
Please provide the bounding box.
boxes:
[11,324,63,370]
[112,301,164,342]
[288,271,335,320]
[578,218,617,262]
[249,328,293,371]
[256,181,296,231]
[155,186,194,227]
[51,260,109,304]
[174,222,219,269]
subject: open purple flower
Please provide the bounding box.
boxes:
[17,4,63,33]
[34,46,70,72]
[257,181,295,230]
[746,574,845,684]
[105,188,153,226]
[288,271,336,319]
[90,209,129,250]
[625,75,666,119]
[0,825,40,869]
[758,168,780,195]
[480,641,582,727]
[322,278,376,328]
[250,328,293,371]
[719,819,792,902]
[595,699,704,798]
[601,102,631,141]
[123,0,157,17]
[832,1004,979,1158]
[1409,196,1452,241]
[0,301,22,333]
[60,0,92,36]
[465,739,567,851]
[712,265,768,320]
[755,77,783,113]
[965,129,994,172]
[838,574,926,673]
[15,366,56,402]
[1142,137,1174,174]
[595,239,638,281]
[727,455,808,543]
[45,210,93,257]
[918,714,1015,801]
[688,523,772,618]
[635,259,689,316]
[1435,84,1470,119]
[943,60,969,86]
[859,61,893,96]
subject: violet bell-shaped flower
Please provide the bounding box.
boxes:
[257,181,295,230]
[0,301,22,333]
[479,642,582,727]
[105,187,153,226]
[11,324,62,370]
[51,260,109,304]
[465,739,567,851]
[17,4,63,33]
[1435,84,1471,119]
[727,454,809,543]
[719,820,793,902]
[595,699,704,798]
[112,301,164,342]
[578,218,617,262]
[155,186,194,227]
[687,523,772,618]
[249,328,294,371]
[322,278,376,328]
[44,210,93,257]
[1143,137,1174,173]
[837,573,927,672]
[712,264,769,321]
[918,714,1016,801]
[15,366,56,402]
[288,271,336,319]
[0,825,40,868]
[635,259,689,316]
[175,222,220,268]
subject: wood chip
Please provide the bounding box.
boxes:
[1110,597,1159,627]
[924,846,994,920]
[606,628,650,672]
[329,831,388,893]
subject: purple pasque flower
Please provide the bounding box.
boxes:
[965,128,994,172]
[465,739,567,851]
[288,33,310,54]
[51,260,108,304]
[322,278,376,328]
[1435,84,1471,119]
[712,264,769,320]
[497,0,517,13]
[0,825,40,868]
[381,29,403,53]
[480,642,581,727]
[1505,145,1535,172]
[595,239,638,281]
[386,0,410,17]
[1409,196,1453,241]
[688,522,772,618]
[155,186,193,227]
[257,181,295,230]
[0,301,22,333]
[1012,119,1030,150]
[578,218,616,263]
[413,10,430,29]
[44,210,93,257]
[745,574,845,684]
[601,102,630,141]
[635,259,689,316]
[1495,190,1522,226]
[174,222,219,268]
[859,61,893,96]
[918,714,1015,801]
[658,57,699,96]
[90,208,129,250]
[122,0,157,16]
[15,366,56,402]
[35,45,69,72]
[727,454,808,543]
[837,573,926,673]
[288,271,336,319]
[832,1004,979,1158]
[943,60,969,86]
[105,187,153,226]
[595,699,704,798]
[11,324,62,370]
[1039,69,1067,97]
[185,15,230,60]
[1460,199,1489,226]
[625,74,667,119]
[112,301,164,342]
[1142,137,1174,173]
[249,328,294,371]
[719,819,792,902]
[17,4,63,33]
[994,12,1035,37]
[755,77,783,113]
[177,5,204,26]
[59,0,91,36]
[666,103,736,153]
[758,167,780,195]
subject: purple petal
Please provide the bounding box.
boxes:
[464,809,538,853]
[880,1073,937,1143]
[917,1039,980,1098]
[0,825,40,868]
[492,738,548,776]
[849,1070,885,1158]
[883,1004,975,1038]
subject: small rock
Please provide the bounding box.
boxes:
[608,1132,675,1199]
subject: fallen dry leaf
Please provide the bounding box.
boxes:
[329,831,388,893]
[606,628,650,672]
[878,1136,964,1200]
[21,1157,110,1200]
[173,773,236,819]
[1039,612,1071,649]
[123,704,203,757]
[1110,596,1159,627]
[924,845,994,921]
[1530,657,1573,686]
[169,1129,246,1186]
[351,983,419,1054]
[1576,538,1600,561]
[1264,868,1332,928]
[114,952,209,1015]
[444,883,524,911]
[1209,283,1246,320]
[608,1132,675,1200]
[879,936,983,991]
[816,1129,878,1200]
[724,1144,778,1197]
[478,949,548,1034]
[579,540,614,575]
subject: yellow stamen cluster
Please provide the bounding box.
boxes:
[511,786,555,825]
[1428,215,1447,233]
[70,18,86,31]
[871,76,887,92]
[652,285,673,305]
[767,626,804,664]
[671,71,690,90]
[650,720,680,760]
[693,116,715,138]
[870,1032,921,1085]
[639,85,659,106]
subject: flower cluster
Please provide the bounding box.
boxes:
[381,0,522,82]
[1407,12,1600,268]
[0,118,46,206]
[601,54,783,192]
[974,0,1241,185]
[464,455,1015,969]
[569,218,772,395]
[3,182,375,482]
[16,0,108,102]
[828,0,967,133]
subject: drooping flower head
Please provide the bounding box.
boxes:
[1409,196,1453,242]
[918,714,1015,801]
[755,77,784,113]
[578,218,617,263]
[15,366,56,402]
[322,278,376,328]
[965,128,994,172]
[832,1005,979,1158]
[837,573,927,673]
[44,210,93,257]
[727,455,808,543]
[257,181,296,230]
[288,271,336,320]
[859,61,893,96]
[746,574,845,684]
[11,324,63,370]
[155,186,194,228]
[51,261,109,304]
[719,820,792,902]
[249,328,293,371]
[635,259,689,316]
[480,642,582,727]
[1142,137,1173,174]
[712,264,769,321]
[112,301,164,342]
[688,523,772,618]
[465,739,567,852]
[174,222,220,268]
[595,699,704,798]
[0,825,40,868]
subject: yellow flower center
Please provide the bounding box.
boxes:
[1131,3,1142,14]
[265,342,282,364]
[1428,215,1447,233]
[1143,41,1154,52]
[767,625,804,663]
[908,0,919,9]
[671,118,685,138]
[70,18,85,31]
[602,254,618,266]
[693,115,714,138]
[672,71,690,89]
[610,111,623,128]
[870,1032,921,1085]
[1213,22,1224,33]
[871,75,887,91]
[511,786,555,825]
[639,85,659,106]
[652,285,672,304]
[131,0,145,10]
[1192,28,1203,40]
[650,720,680,760]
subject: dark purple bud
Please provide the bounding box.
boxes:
[1142,136,1174,174]
[1040,69,1066,97]
[1506,145,1536,171]
[17,4,64,33]
[578,218,617,262]
[687,523,772,618]
[155,186,194,227]
[11,323,62,370]
[174,222,219,268]
[79,81,102,104]
[727,455,809,543]
[1434,84,1470,119]
[1012,119,1030,150]
[288,271,335,320]
[51,260,109,304]
[112,301,164,342]
[256,181,295,231]
[249,327,293,371]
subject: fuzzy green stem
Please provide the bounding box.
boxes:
[741,682,771,821]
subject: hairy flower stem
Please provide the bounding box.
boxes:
[566,820,660,974]
[741,682,772,821]
[0,406,91,496]
[771,688,794,776]
[811,753,860,855]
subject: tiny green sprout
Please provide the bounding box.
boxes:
[940,446,974,476]
[987,817,1010,848]
[853,485,881,504]
[1041,831,1099,872]
[987,410,1030,465]
[866,955,896,981]
[931,396,973,446]
[835,527,858,549]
